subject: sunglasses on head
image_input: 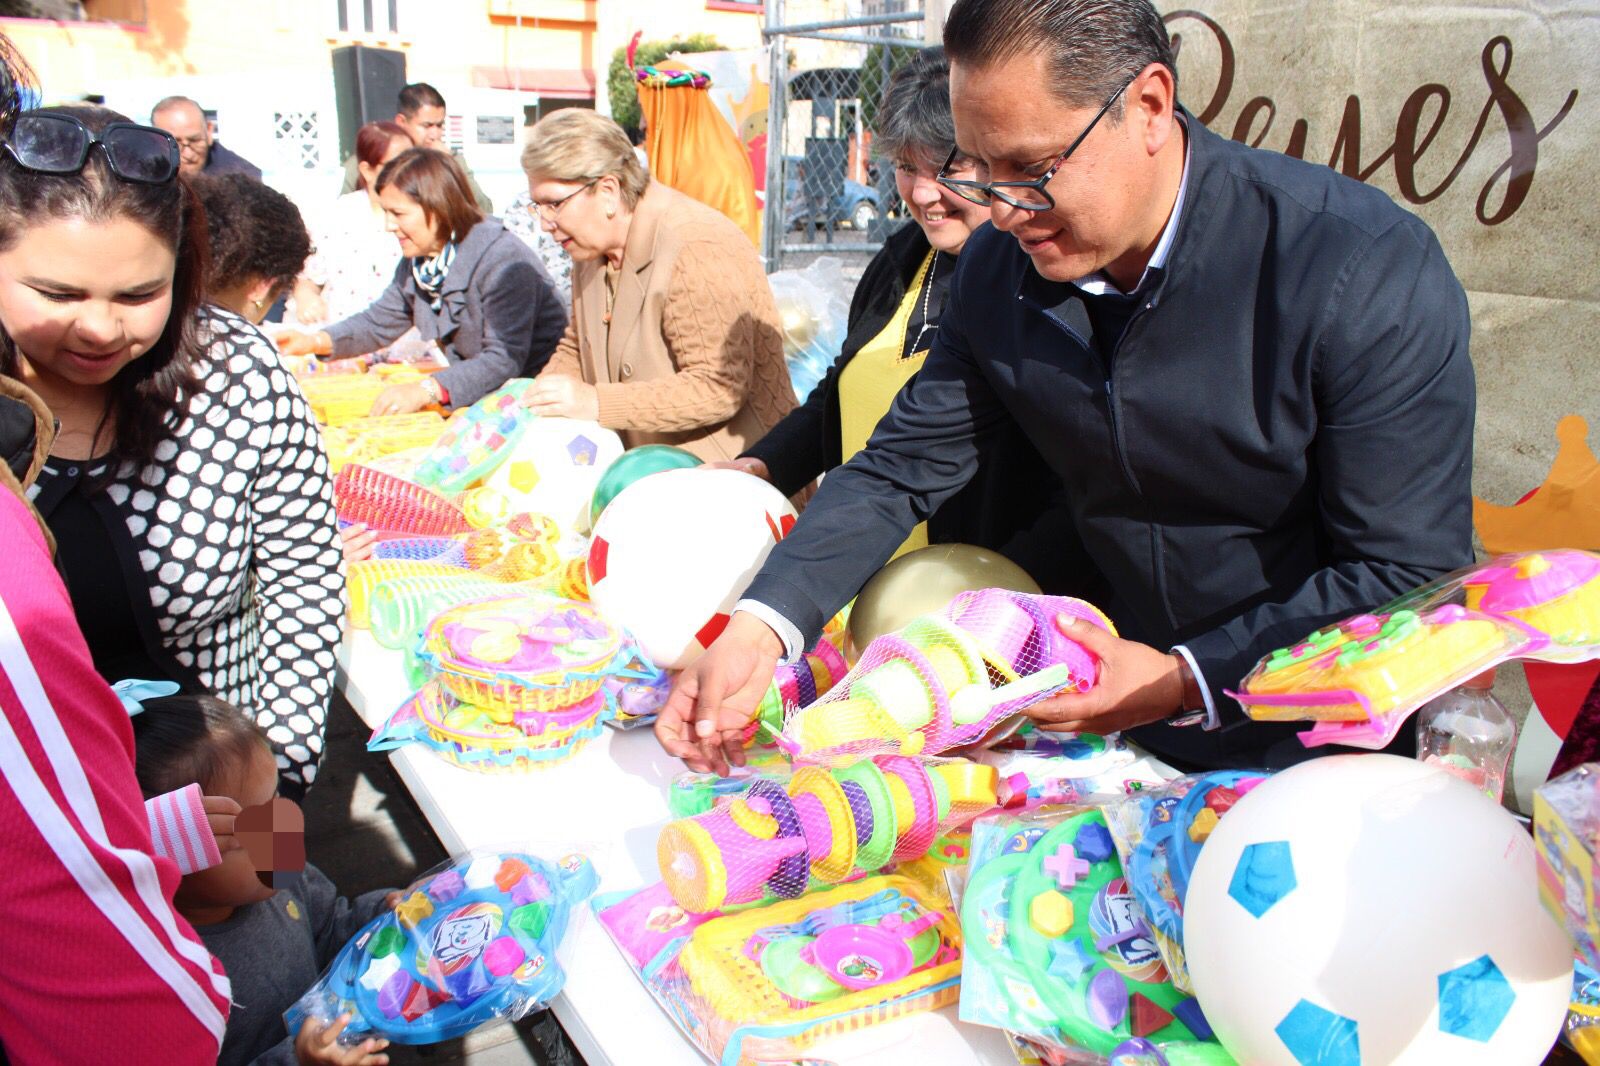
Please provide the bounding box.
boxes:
[3,111,180,184]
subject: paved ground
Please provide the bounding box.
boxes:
[302,695,582,1066]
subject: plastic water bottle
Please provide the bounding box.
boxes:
[1415,670,1517,803]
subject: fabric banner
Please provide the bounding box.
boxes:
[1164,1,1597,508]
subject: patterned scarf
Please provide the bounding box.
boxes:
[411,241,457,311]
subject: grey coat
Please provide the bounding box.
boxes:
[326,217,567,408]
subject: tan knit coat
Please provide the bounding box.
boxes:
[537,181,796,462]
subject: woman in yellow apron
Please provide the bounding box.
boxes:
[723,48,1077,584]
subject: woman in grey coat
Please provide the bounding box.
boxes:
[277,147,566,413]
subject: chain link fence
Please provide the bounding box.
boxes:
[761,1,928,275]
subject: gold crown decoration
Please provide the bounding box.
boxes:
[1475,415,1600,554]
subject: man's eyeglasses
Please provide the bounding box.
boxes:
[532,178,599,222]
[936,75,1135,211]
[3,111,180,184]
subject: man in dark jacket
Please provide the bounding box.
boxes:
[656,0,1475,774]
[151,96,262,180]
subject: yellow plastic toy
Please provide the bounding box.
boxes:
[677,876,961,1059]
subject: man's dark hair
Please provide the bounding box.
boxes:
[873,46,954,164]
[190,173,311,301]
[132,693,269,799]
[397,82,447,117]
[0,105,206,473]
[943,0,1175,118]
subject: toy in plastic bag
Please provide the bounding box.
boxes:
[958,806,1233,1063]
[595,874,961,1066]
[414,379,536,496]
[1102,772,1269,994]
[286,849,596,1045]
[1234,550,1600,749]
[767,255,850,402]
[1536,762,1600,971]
[1559,958,1600,1065]
[369,679,615,772]
[414,592,634,715]
[656,755,998,914]
[781,588,1115,764]
[979,731,1180,810]
[667,764,794,819]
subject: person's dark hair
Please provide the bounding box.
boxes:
[397,82,446,118]
[0,104,204,472]
[942,0,1175,118]
[374,147,483,245]
[131,693,269,800]
[355,119,411,189]
[873,47,954,164]
[190,173,311,302]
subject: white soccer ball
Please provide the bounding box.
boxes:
[587,467,797,669]
[480,417,623,534]
[1183,754,1571,1065]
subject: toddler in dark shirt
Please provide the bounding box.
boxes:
[133,694,398,1066]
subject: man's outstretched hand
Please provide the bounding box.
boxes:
[655,612,785,775]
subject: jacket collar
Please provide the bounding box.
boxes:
[438,218,506,296]
[1012,106,1227,311]
[605,180,672,373]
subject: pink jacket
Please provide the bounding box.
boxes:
[0,486,231,1063]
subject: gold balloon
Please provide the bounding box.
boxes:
[775,295,820,355]
[845,543,1041,661]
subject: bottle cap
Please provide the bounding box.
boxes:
[1461,668,1498,691]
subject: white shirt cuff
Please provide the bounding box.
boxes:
[1171,644,1220,731]
[732,600,804,663]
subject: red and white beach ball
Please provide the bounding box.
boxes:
[587,468,797,668]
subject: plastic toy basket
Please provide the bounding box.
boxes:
[369,575,511,650]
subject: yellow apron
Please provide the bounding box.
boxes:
[838,250,937,559]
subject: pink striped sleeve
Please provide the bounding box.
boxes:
[145,784,222,875]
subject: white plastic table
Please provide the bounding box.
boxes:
[337,634,1017,1066]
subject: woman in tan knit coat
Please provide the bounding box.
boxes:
[519,109,795,462]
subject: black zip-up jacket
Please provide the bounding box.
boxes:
[743,116,1476,770]
[744,220,1096,596]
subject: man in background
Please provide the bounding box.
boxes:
[151,95,262,179]
[340,81,492,212]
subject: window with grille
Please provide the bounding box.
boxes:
[335,0,399,34]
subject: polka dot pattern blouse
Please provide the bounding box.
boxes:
[32,306,347,787]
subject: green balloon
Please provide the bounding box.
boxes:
[589,445,703,527]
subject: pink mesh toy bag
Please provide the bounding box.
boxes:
[655,755,999,915]
[781,589,1116,764]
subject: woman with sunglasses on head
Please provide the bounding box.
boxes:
[0,105,344,799]
[276,147,566,417]
[517,109,795,463]
[0,43,235,1064]
[716,47,1079,581]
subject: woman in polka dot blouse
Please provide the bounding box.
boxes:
[0,106,344,797]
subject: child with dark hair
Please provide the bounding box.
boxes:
[190,172,312,326]
[133,693,398,1066]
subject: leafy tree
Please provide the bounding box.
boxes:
[859,41,922,132]
[606,33,724,136]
